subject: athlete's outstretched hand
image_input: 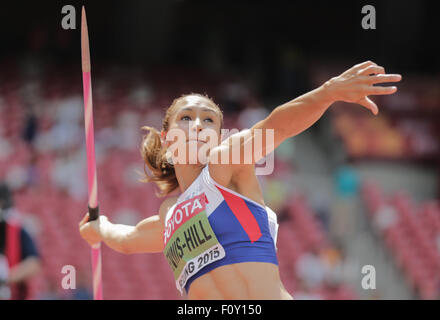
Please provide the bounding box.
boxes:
[324,61,402,115]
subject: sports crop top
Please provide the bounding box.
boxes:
[162,165,279,294]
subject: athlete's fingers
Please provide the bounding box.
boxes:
[358,65,385,76]
[366,85,398,96]
[365,74,402,84]
[79,212,90,227]
[351,61,377,73]
[358,97,378,115]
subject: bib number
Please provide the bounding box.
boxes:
[163,194,225,294]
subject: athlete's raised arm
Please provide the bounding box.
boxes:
[211,61,401,168]
[78,197,176,254]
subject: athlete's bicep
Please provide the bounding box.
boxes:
[122,215,164,253]
[123,197,177,254]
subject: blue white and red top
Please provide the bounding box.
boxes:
[163,165,279,294]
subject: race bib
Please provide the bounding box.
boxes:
[163,193,225,294]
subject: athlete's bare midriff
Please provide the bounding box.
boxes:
[186,262,293,300]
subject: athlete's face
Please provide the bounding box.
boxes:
[162,95,223,164]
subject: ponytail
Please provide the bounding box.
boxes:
[140,126,178,197]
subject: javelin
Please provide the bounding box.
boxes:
[81,6,103,300]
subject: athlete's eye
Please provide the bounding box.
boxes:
[181,115,191,121]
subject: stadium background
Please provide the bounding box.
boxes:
[0,0,439,299]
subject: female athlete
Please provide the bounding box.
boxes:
[79,61,401,299]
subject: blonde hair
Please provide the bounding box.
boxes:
[140,93,223,197]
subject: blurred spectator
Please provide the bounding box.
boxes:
[0,252,10,299]
[293,278,323,300]
[237,100,268,129]
[0,183,41,300]
[143,108,164,131]
[320,245,343,269]
[51,148,87,201]
[218,79,249,113]
[69,270,92,300]
[36,96,83,152]
[3,153,40,191]
[334,166,359,199]
[330,166,360,244]
[128,84,154,108]
[0,132,12,161]
[374,205,398,231]
[382,90,417,112]
[264,179,288,214]
[274,139,296,164]
[22,105,39,147]
[295,247,329,290]
[324,244,357,286]
[4,165,28,191]
[334,112,439,160]
[115,111,141,151]
[37,280,63,300]
[26,152,40,187]
[310,190,331,233]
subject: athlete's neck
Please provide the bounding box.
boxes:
[174,163,206,194]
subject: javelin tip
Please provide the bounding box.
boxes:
[82,6,86,24]
[81,6,91,72]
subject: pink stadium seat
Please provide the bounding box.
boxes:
[362,183,440,299]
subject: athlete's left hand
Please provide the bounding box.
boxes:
[323,61,402,115]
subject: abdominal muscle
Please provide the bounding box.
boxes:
[186,262,293,300]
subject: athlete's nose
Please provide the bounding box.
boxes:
[191,117,203,133]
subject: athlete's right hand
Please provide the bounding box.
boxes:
[79,213,108,247]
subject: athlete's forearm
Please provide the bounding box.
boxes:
[99,215,164,254]
[98,219,136,254]
[264,84,333,140]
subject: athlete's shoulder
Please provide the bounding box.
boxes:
[159,196,178,218]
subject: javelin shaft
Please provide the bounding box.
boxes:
[81,6,103,300]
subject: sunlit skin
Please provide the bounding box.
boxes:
[79,61,401,299]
